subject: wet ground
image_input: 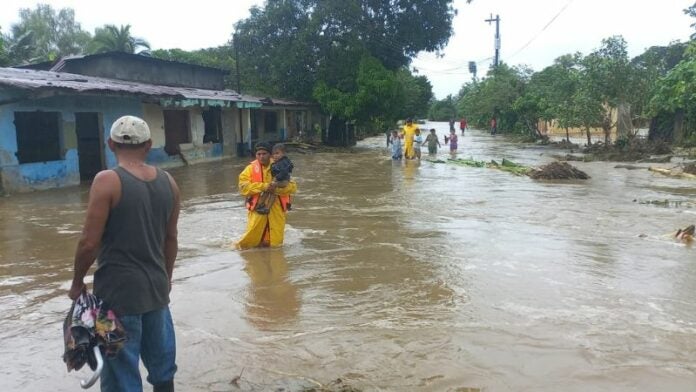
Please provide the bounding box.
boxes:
[1,122,695,391]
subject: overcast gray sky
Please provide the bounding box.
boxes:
[1,0,693,99]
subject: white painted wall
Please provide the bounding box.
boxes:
[142,104,165,148]
[221,108,238,155]
[189,107,204,146]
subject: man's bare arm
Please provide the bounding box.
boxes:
[69,171,118,300]
[164,172,180,291]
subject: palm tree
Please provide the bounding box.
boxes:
[6,30,40,64]
[89,24,150,54]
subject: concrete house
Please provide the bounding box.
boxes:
[0,52,324,194]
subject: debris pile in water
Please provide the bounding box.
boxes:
[432,157,589,180]
[529,162,590,180]
[583,138,672,161]
[649,165,696,179]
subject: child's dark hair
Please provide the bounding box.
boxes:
[272,143,286,153]
[430,128,436,132]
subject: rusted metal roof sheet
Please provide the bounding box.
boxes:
[0,67,259,105]
[50,52,230,75]
[247,95,318,108]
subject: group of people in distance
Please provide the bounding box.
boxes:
[389,117,467,160]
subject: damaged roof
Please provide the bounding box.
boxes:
[0,67,259,106]
[16,52,230,75]
[253,95,317,107]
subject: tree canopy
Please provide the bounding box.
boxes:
[453,34,696,145]
[0,1,443,133]
[88,24,150,54]
[234,0,452,130]
[428,95,458,121]
[4,4,90,64]
[0,27,9,67]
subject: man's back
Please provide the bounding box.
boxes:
[95,167,174,316]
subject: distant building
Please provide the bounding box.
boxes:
[0,52,325,193]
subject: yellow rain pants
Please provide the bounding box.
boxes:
[236,162,297,249]
[402,123,419,159]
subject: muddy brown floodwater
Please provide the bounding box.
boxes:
[1,122,695,391]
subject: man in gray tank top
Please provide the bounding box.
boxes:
[69,115,181,392]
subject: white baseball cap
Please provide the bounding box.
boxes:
[110,115,151,144]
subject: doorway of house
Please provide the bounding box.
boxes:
[202,107,223,144]
[264,111,278,139]
[75,112,104,182]
[163,110,191,156]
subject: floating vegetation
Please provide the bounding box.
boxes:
[429,157,588,179]
[446,157,487,168]
[489,158,532,176]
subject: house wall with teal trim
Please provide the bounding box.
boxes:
[0,91,142,192]
[0,92,230,193]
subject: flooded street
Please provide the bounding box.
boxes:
[2,122,696,391]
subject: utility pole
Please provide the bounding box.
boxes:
[233,33,249,156]
[233,33,242,94]
[485,13,501,68]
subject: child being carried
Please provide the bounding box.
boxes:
[254,143,294,214]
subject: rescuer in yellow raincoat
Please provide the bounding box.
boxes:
[402,118,419,159]
[236,142,297,249]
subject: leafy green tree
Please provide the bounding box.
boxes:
[234,0,316,99]
[457,63,530,133]
[234,0,457,138]
[6,4,90,64]
[520,53,583,141]
[0,27,9,66]
[396,69,434,119]
[649,42,696,143]
[428,95,458,121]
[309,0,457,70]
[685,2,696,39]
[457,81,483,126]
[630,42,687,127]
[314,56,401,130]
[572,84,605,145]
[88,24,150,54]
[580,36,637,143]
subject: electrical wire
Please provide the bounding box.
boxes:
[506,0,574,61]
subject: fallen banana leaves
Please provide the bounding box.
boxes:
[427,157,590,179]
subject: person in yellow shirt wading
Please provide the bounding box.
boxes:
[401,118,419,159]
[236,142,297,249]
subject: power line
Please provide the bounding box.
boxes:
[413,56,492,75]
[507,0,573,61]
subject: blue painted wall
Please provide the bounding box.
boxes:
[0,93,142,192]
[0,91,227,194]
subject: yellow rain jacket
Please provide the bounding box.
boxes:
[236,160,297,249]
[402,123,419,159]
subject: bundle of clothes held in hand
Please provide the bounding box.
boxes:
[62,291,127,377]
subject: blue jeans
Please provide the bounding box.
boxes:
[100,306,177,392]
